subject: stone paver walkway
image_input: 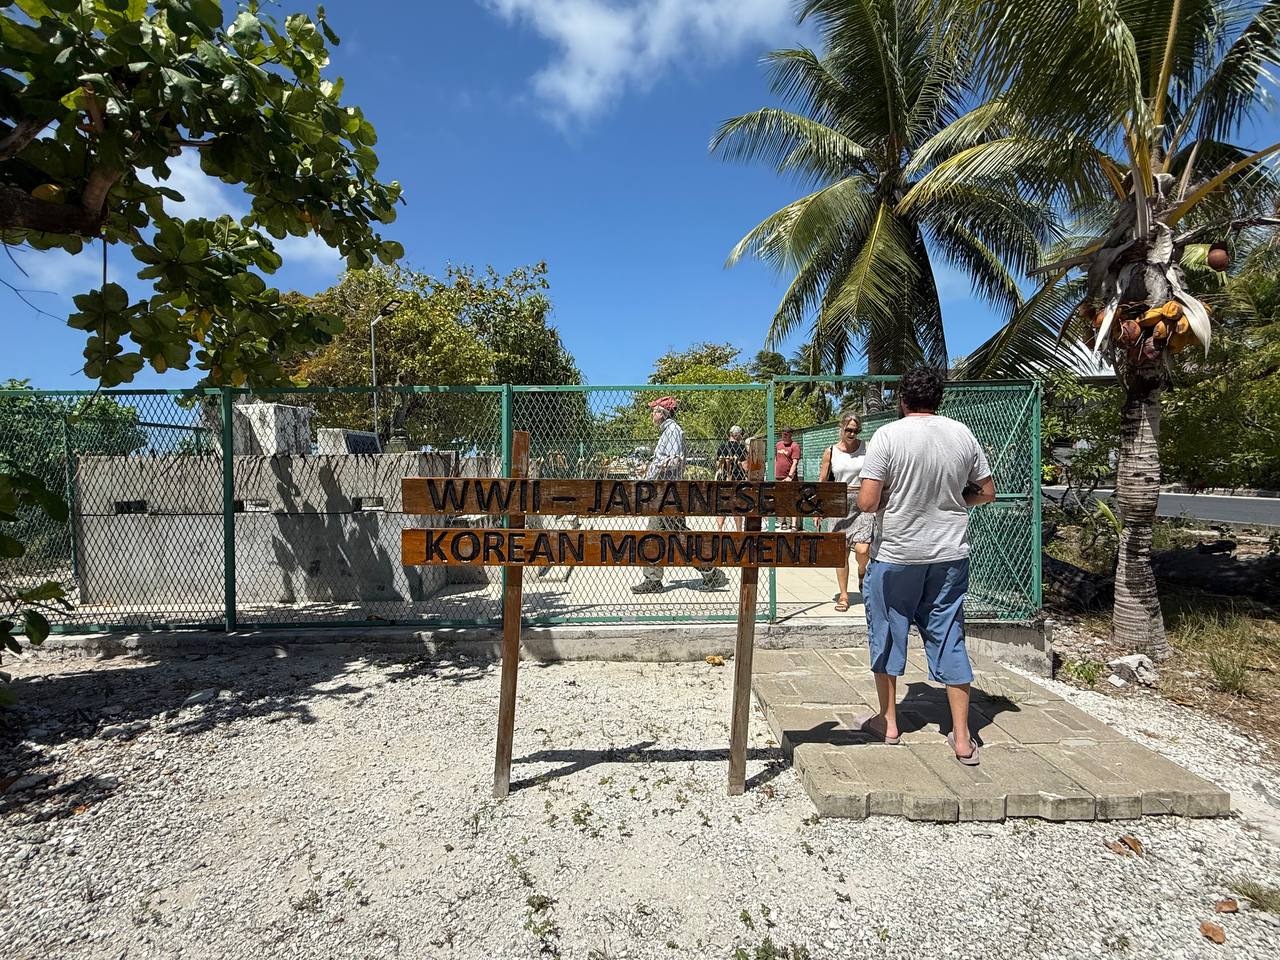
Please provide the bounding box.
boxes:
[753,647,1231,822]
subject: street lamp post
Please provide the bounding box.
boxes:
[370,298,403,441]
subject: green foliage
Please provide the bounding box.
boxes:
[597,344,825,462]
[1042,250,1280,492]
[285,264,583,447]
[1060,658,1105,688]
[649,342,741,383]
[713,1,1053,373]
[0,381,145,660]
[1162,258,1280,489]
[1,0,401,388]
[1040,371,1119,490]
[950,0,1280,378]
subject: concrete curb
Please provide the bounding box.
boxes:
[27,617,1051,675]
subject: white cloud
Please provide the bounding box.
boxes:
[276,232,344,272]
[145,151,249,220]
[483,0,796,124]
[7,245,116,298]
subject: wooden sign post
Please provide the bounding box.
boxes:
[402,431,848,798]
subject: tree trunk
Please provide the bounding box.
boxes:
[1112,370,1170,659]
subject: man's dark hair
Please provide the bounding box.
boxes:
[899,365,945,413]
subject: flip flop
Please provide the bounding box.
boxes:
[856,713,901,745]
[834,598,849,612]
[947,731,980,766]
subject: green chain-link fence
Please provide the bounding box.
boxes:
[785,377,1042,620]
[0,378,1040,632]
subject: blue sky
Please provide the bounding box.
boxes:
[1,0,1275,389]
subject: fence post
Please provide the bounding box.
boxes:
[220,388,237,632]
[1031,380,1043,613]
[61,413,78,580]
[500,383,513,623]
[766,380,777,623]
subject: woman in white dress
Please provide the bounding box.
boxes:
[817,412,873,612]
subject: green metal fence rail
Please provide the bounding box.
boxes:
[0,378,1041,632]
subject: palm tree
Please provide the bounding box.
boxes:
[711,0,1057,374]
[913,0,1280,658]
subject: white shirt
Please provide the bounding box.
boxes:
[828,442,866,487]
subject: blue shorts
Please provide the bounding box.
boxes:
[864,559,974,685]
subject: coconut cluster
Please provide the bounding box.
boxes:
[1079,298,1208,364]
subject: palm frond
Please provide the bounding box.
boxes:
[726,176,874,270]
[710,108,869,185]
[961,0,1146,138]
[957,272,1092,379]
[1191,0,1280,142]
[899,135,1111,214]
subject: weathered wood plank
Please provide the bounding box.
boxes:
[728,437,766,796]
[402,478,846,519]
[401,528,848,568]
[493,430,529,800]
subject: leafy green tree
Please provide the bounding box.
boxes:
[598,344,823,470]
[1,0,402,387]
[711,0,1053,374]
[1162,249,1280,489]
[1,0,396,661]
[648,342,742,384]
[285,264,583,450]
[932,0,1280,657]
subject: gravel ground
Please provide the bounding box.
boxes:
[3,647,1279,960]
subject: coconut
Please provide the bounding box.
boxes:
[1208,243,1230,271]
[1118,319,1142,346]
[1175,316,1190,336]
[1140,337,1163,362]
[1152,320,1169,340]
[1169,330,1195,353]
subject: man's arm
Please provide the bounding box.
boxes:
[965,476,996,506]
[857,478,883,513]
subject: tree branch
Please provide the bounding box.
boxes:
[0,178,115,237]
[0,117,50,162]
[81,167,120,220]
[1175,216,1280,246]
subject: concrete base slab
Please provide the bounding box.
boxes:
[913,744,1096,822]
[753,647,1231,823]
[1032,740,1231,819]
[797,743,959,821]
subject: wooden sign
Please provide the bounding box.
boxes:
[401,431,849,801]
[403,528,846,568]
[402,477,846,518]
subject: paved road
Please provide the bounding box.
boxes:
[1044,487,1280,527]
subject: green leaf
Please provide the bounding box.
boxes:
[23,611,50,645]
[0,534,25,559]
[18,581,65,604]
[101,281,129,312]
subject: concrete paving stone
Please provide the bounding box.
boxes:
[793,745,868,819]
[970,671,1064,704]
[913,744,1097,822]
[752,649,832,675]
[763,704,876,760]
[752,670,865,709]
[1033,740,1231,819]
[796,743,960,822]
[976,699,1129,744]
[815,649,871,674]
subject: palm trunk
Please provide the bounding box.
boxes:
[1112,370,1170,659]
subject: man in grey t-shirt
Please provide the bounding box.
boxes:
[856,366,995,765]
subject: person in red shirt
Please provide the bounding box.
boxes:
[774,426,802,530]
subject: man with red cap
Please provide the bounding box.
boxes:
[632,396,729,593]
